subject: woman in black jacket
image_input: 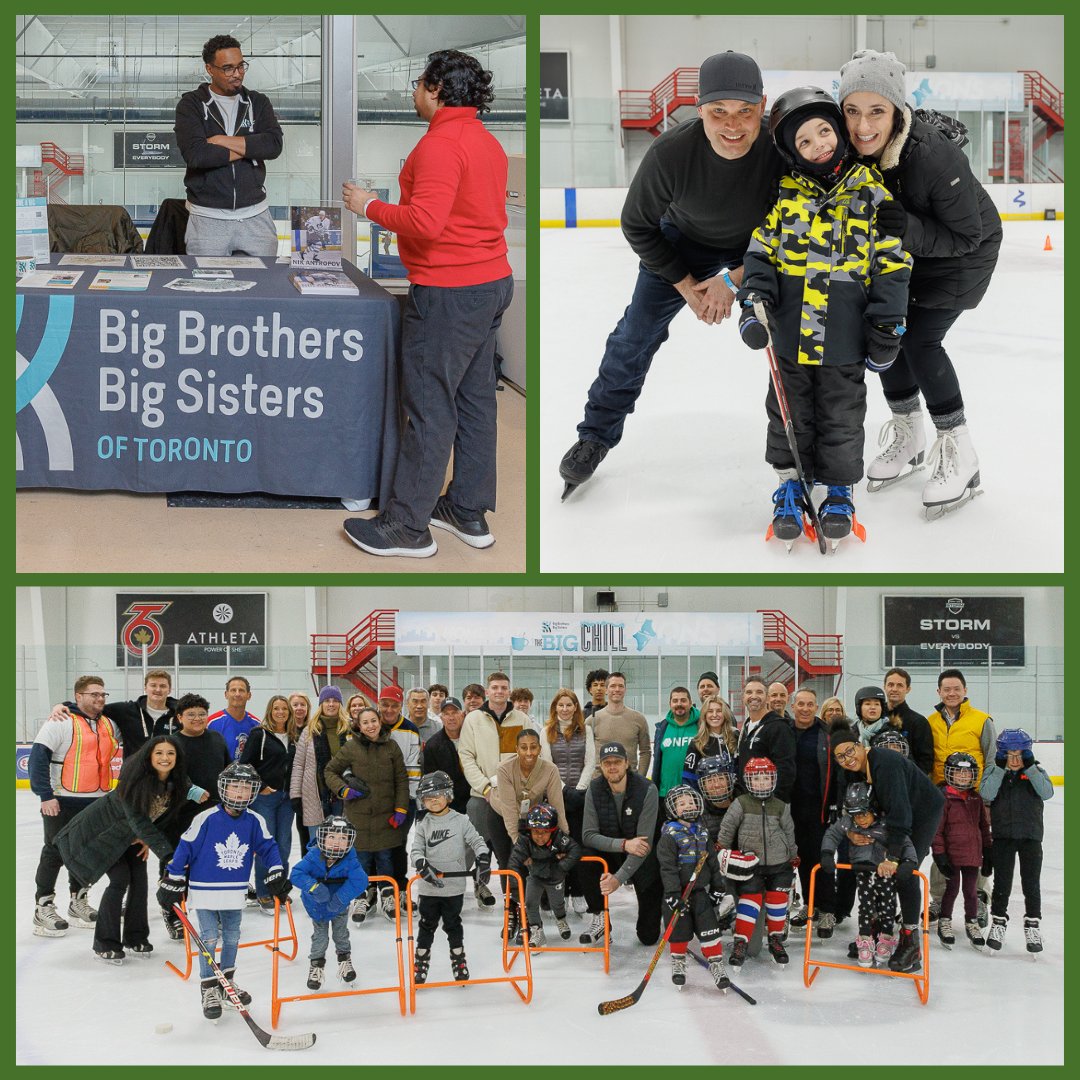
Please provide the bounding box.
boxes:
[839,49,1001,516]
[55,735,191,963]
[240,696,297,915]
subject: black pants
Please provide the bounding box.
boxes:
[579,851,663,946]
[991,837,1042,920]
[879,305,963,419]
[416,893,464,951]
[35,799,92,900]
[665,888,721,947]
[855,869,898,935]
[791,804,835,914]
[896,808,943,927]
[93,846,150,953]
[384,275,515,532]
[466,796,512,871]
[562,787,587,899]
[765,356,867,484]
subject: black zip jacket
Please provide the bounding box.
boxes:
[238,726,295,791]
[419,729,471,815]
[736,711,797,802]
[885,701,935,776]
[103,695,179,755]
[175,83,283,211]
[788,717,836,824]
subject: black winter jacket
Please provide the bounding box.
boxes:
[239,726,295,792]
[175,83,283,211]
[788,717,837,824]
[736,712,797,802]
[103,695,180,756]
[420,729,470,815]
[885,701,935,776]
[869,107,1001,310]
[508,828,582,884]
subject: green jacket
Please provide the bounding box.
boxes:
[325,728,409,852]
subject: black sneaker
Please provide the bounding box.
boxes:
[343,515,437,558]
[559,439,608,485]
[429,496,494,549]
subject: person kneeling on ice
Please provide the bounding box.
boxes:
[291,815,369,990]
[931,751,992,951]
[657,785,728,990]
[411,770,491,984]
[736,86,911,549]
[821,782,916,967]
[158,762,292,1021]
[508,802,582,946]
[715,757,798,967]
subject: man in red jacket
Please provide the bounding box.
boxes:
[342,50,514,558]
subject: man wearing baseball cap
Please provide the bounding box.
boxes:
[578,741,663,946]
[559,50,786,497]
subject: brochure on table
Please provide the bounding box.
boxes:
[16,197,50,264]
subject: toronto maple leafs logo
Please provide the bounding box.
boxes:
[215,832,249,871]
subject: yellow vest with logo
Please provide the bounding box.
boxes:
[929,700,990,785]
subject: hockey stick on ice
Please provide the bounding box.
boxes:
[598,848,710,1016]
[686,949,758,1004]
[753,298,828,555]
[172,904,316,1051]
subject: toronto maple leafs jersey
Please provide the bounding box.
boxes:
[166,804,283,910]
[409,809,488,898]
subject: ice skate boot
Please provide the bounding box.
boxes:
[888,928,921,973]
[351,888,374,924]
[579,913,606,945]
[474,881,496,909]
[528,924,546,947]
[33,894,68,937]
[200,978,222,1021]
[789,904,809,928]
[337,953,356,983]
[708,954,730,991]
[937,916,955,949]
[413,948,431,985]
[922,424,983,519]
[729,937,749,968]
[818,486,867,550]
[977,889,990,929]
[671,952,687,987]
[767,473,811,551]
[556,917,572,940]
[816,912,836,940]
[379,888,396,922]
[222,968,251,1007]
[867,410,926,492]
[306,958,325,989]
[450,947,469,981]
[987,914,1008,952]
[1024,917,1043,955]
[162,905,185,940]
[67,887,97,928]
[767,933,789,965]
[95,949,124,965]
[559,439,609,500]
[965,919,985,950]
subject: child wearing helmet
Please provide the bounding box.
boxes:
[290,816,369,989]
[159,762,290,1020]
[695,753,739,931]
[410,770,491,983]
[507,801,582,948]
[977,729,1053,955]
[821,782,916,967]
[715,757,798,968]
[657,785,729,991]
[736,86,912,547]
[931,751,992,950]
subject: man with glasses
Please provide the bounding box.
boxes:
[175,34,283,257]
[29,677,121,939]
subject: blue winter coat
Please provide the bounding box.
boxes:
[290,840,369,922]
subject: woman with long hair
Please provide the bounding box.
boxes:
[55,734,192,963]
[239,695,298,915]
[682,695,739,783]
[291,686,350,835]
[288,692,313,849]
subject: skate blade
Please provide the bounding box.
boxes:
[866,463,924,493]
[560,481,580,502]
[924,481,984,521]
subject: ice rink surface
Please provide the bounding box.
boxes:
[16,788,1064,1065]
[540,220,1064,574]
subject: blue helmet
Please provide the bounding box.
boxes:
[996,728,1033,754]
[697,751,737,804]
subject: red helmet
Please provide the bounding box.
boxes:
[743,757,777,799]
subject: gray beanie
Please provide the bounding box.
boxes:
[838,49,907,112]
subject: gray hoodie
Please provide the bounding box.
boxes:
[410,808,488,898]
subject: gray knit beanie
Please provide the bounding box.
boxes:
[838,49,907,112]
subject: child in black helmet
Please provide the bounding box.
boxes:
[737,86,912,549]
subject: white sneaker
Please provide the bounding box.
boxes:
[855,934,874,968]
[922,424,981,514]
[867,410,926,490]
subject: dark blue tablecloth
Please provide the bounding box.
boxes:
[16,257,399,501]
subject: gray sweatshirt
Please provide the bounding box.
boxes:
[410,808,488,898]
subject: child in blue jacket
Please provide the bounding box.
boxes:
[291,815,369,989]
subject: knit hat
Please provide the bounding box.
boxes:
[318,685,343,704]
[838,49,907,112]
[780,110,847,176]
[829,723,860,752]
[697,51,763,106]
[697,670,720,687]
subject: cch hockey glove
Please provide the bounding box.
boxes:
[717,848,759,880]
[932,853,955,878]
[819,851,836,874]
[738,301,770,350]
[264,866,293,899]
[875,198,908,236]
[865,323,905,372]
[475,852,492,887]
[156,873,188,911]
[415,859,444,888]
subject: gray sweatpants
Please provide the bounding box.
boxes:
[185,209,279,257]
[525,875,567,926]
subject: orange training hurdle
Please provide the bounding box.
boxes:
[270,875,406,1027]
[803,862,931,1003]
[504,855,611,972]
[165,897,298,981]
[405,868,533,1012]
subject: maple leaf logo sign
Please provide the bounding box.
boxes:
[215,832,249,871]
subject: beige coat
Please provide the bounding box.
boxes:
[457,705,532,798]
[493,757,568,842]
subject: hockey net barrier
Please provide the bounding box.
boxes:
[803,862,932,1004]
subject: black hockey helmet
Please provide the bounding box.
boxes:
[944,751,979,790]
[526,803,559,831]
[768,85,847,171]
[697,752,737,804]
[217,761,261,812]
[871,729,910,757]
[843,781,874,817]
[417,770,454,804]
[854,685,888,721]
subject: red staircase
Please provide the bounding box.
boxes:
[310,609,400,701]
[619,67,699,136]
[32,142,85,205]
[990,70,1064,182]
[757,609,844,695]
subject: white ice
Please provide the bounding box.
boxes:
[540,220,1064,573]
[15,788,1064,1065]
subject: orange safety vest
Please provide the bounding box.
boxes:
[928,700,991,785]
[60,713,119,794]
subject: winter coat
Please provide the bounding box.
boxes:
[238,726,295,792]
[657,819,722,896]
[290,727,328,827]
[741,161,911,366]
[420,729,470,815]
[716,793,798,867]
[47,204,143,255]
[325,728,409,852]
[457,702,532,798]
[736,712,798,802]
[174,82,283,211]
[290,842,369,922]
[933,786,991,867]
[54,787,179,887]
[884,702,935,776]
[103,695,180,755]
[508,828,581,886]
[928,700,996,785]
[821,813,917,870]
[788,717,836,824]
[979,760,1053,841]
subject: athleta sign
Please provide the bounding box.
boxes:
[395,612,763,657]
[116,593,267,666]
[883,596,1025,667]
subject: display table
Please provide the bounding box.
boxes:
[16,258,399,503]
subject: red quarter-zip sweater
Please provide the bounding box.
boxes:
[365,107,511,287]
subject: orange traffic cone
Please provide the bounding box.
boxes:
[1044,235,1053,251]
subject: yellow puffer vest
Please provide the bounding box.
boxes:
[929,700,990,784]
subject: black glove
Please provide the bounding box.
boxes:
[475,852,492,887]
[416,858,443,888]
[290,797,304,819]
[157,873,187,911]
[738,302,770,350]
[341,770,370,798]
[875,199,907,236]
[864,323,904,372]
[981,850,994,877]
[264,867,292,900]
[933,853,955,878]
[664,894,682,915]
[819,851,836,874]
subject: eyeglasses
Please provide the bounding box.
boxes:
[80,691,109,700]
[834,745,860,764]
[411,78,428,91]
[211,61,249,76]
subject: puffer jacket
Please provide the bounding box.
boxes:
[324,727,409,852]
[289,727,328,828]
[932,785,991,867]
[740,161,911,366]
[657,819,722,896]
[290,840,369,922]
[716,792,798,867]
[508,828,582,885]
[869,106,1001,310]
[979,760,1053,842]
[821,813,917,869]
